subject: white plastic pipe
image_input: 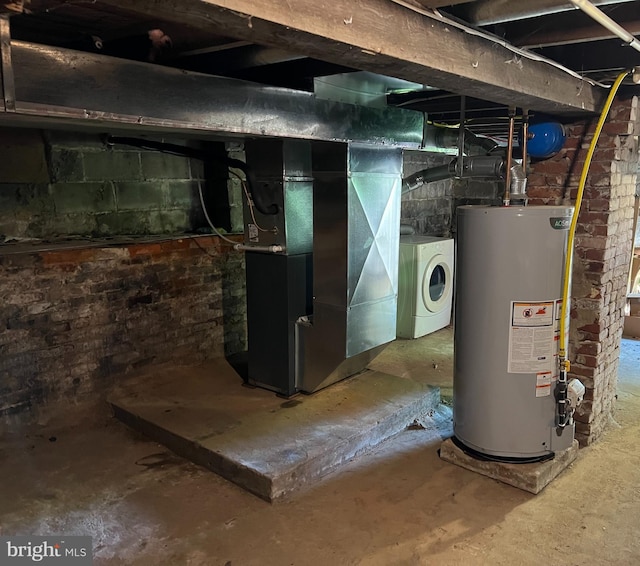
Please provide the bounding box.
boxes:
[570,0,640,53]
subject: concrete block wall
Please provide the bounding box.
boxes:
[450,177,503,235]
[0,128,225,241]
[401,150,453,236]
[0,237,246,418]
[530,96,640,445]
[0,127,248,419]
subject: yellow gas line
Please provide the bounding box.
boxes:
[559,71,629,365]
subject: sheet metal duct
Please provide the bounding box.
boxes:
[296,143,402,393]
[0,41,424,146]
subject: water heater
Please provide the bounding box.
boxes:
[454,205,575,461]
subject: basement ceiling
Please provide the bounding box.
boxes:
[4,0,640,138]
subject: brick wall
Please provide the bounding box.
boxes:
[0,237,246,418]
[0,127,248,419]
[401,150,453,236]
[530,96,640,445]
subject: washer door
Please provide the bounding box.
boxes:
[422,254,452,313]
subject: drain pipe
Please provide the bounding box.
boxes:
[557,70,629,428]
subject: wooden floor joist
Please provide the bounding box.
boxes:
[93,0,604,115]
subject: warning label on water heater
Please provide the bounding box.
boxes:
[508,301,556,374]
[536,371,553,397]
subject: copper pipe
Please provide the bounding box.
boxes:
[456,95,466,177]
[503,107,516,206]
[521,108,529,177]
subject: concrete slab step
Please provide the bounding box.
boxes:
[109,360,440,501]
[439,437,579,494]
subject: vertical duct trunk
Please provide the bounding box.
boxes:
[296,142,402,393]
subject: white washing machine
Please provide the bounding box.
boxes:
[396,235,454,339]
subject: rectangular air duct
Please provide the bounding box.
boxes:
[296,142,402,393]
[1,41,424,146]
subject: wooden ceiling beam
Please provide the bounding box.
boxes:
[1,1,23,14]
[536,39,640,74]
[81,0,604,115]
[503,1,640,48]
[410,0,471,7]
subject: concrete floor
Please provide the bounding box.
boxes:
[1,332,639,565]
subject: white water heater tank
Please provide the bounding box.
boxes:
[454,205,575,460]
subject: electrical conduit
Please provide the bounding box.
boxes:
[557,70,628,427]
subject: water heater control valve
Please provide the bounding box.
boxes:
[567,378,586,409]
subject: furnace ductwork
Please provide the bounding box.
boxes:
[402,155,505,193]
[296,143,403,392]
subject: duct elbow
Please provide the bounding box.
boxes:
[402,162,456,193]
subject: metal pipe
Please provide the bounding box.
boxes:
[234,244,285,253]
[457,155,505,179]
[402,163,456,193]
[557,367,570,427]
[428,124,499,156]
[456,95,466,177]
[521,108,529,177]
[503,107,516,207]
[569,0,640,53]
[402,155,505,193]
[509,163,528,202]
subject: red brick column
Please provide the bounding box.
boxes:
[530,96,639,445]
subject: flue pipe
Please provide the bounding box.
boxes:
[569,0,640,52]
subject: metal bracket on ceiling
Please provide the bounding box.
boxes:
[0,16,16,112]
